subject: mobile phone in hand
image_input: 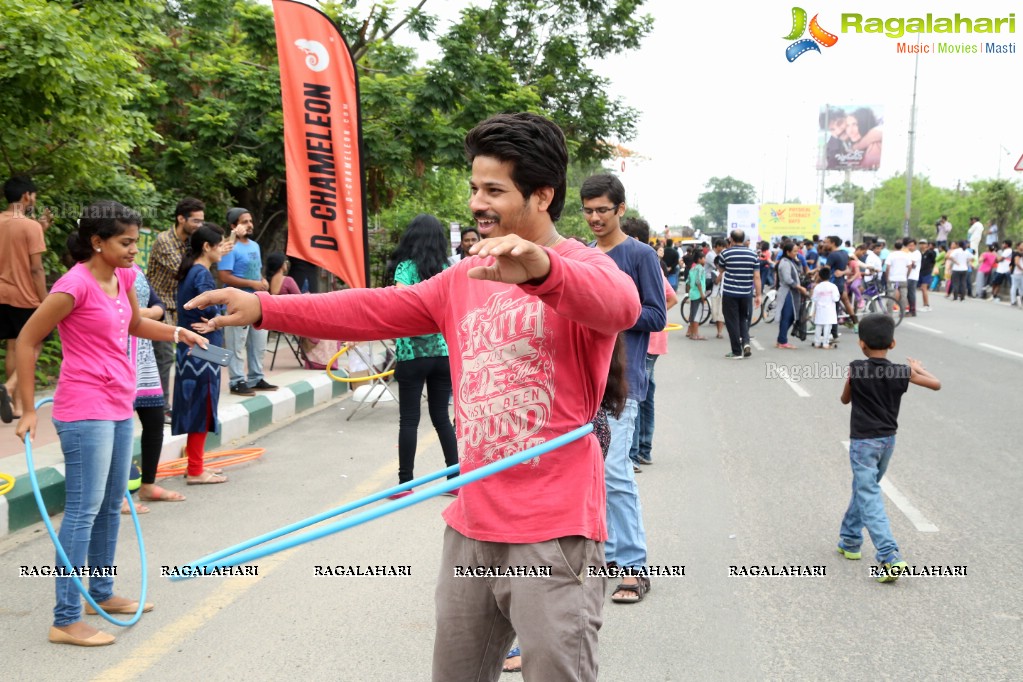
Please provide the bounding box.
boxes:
[189,342,233,366]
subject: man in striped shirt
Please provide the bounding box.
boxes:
[716,229,762,359]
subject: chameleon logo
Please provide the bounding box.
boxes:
[294,39,330,72]
[784,8,838,62]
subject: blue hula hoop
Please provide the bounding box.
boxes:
[24,398,148,626]
[171,423,593,580]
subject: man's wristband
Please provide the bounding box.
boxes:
[173,326,183,343]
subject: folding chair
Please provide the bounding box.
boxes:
[343,340,398,421]
[269,331,305,370]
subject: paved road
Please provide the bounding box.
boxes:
[2,294,1020,680]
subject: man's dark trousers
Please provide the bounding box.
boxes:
[722,295,752,355]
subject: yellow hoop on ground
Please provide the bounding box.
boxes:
[663,323,684,331]
[155,448,266,479]
[0,472,15,496]
[326,343,395,383]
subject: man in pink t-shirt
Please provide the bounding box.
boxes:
[186,113,641,680]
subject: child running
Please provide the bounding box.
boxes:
[686,250,707,340]
[837,314,940,582]
[811,266,839,349]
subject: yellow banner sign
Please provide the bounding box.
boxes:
[758,204,821,242]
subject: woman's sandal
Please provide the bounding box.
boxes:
[611,576,650,604]
[186,471,228,485]
[503,646,522,673]
[120,499,150,515]
[139,485,186,502]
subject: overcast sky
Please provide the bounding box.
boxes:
[385,0,1022,228]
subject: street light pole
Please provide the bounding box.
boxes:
[903,35,920,239]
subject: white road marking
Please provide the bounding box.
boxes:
[751,339,764,351]
[841,441,939,532]
[905,322,944,335]
[979,342,1023,360]
[776,367,811,397]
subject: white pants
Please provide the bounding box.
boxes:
[814,323,833,347]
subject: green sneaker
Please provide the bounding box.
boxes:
[836,545,861,560]
[876,560,908,583]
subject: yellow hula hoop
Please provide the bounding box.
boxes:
[326,343,396,383]
[664,323,685,332]
[0,472,15,497]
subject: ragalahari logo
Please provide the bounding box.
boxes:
[784,7,838,61]
[294,39,329,72]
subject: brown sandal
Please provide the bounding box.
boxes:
[611,576,650,604]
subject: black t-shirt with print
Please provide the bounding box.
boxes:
[848,358,910,439]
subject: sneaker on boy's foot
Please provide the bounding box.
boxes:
[725,352,743,359]
[876,560,908,583]
[742,343,752,358]
[836,544,861,560]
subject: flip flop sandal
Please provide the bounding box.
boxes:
[120,501,150,515]
[139,486,186,502]
[503,646,522,673]
[186,471,228,485]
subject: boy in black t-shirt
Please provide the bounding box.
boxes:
[837,314,940,582]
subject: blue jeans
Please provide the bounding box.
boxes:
[838,436,901,563]
[52,418,133,626]
[629,354,658,464]
[605,399,647,570]
[225,324,268,388]
[776,292,795,345]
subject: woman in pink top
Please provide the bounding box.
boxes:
[15,201,207,648]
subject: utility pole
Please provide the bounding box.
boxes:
[902,36,920,239]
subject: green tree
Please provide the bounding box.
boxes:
[0,0,163,249]
[970,179,1022,242]
[694,176,757,229]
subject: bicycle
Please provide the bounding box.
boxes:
[751,289,778,326]
[679,293,711,325]
[857,279,904,327]
[797,279,903,341]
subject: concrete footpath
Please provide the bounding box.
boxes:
[0,337,355,536]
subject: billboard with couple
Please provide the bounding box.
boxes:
[817,104,883,171]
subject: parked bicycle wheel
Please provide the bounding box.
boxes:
[750,300,763,326]
[761,291,778,324]
[680,294,692,323]
[865,295,904,327]
[680,294,711,324]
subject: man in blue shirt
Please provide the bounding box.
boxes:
[803,239,818,274]
[825,235,859,331]
[716,230,761,358]
[218,207,277,395]
[584,173,665,604]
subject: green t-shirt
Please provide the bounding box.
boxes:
[393,260,449,362]
[688,263,706,299]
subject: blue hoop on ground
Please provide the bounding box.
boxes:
[24,398,148,627]
[171,423,593,580]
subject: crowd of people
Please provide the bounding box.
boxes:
[0,111,978,679]
[0,181,324,645]
[652,225,1023,356]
